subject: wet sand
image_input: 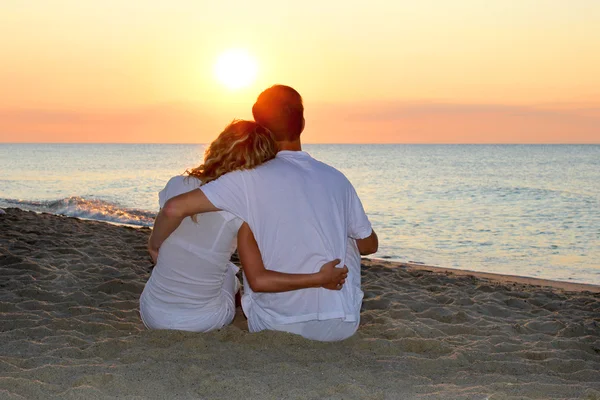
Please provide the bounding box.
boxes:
[1,208,599,399]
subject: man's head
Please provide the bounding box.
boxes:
[252,85,304,142]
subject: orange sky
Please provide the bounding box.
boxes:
[0,1,599,143]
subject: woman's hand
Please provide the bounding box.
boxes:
[318,259,348,290]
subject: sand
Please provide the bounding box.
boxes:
[1,208,599,399]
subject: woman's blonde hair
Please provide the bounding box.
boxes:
[186,119,277,187]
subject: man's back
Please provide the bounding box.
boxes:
[201,150,372,325]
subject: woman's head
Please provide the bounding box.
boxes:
[187,120,277,185]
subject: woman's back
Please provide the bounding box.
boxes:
[140,176,242,330]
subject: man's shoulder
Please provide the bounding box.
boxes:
[219,156,350,187]
[308,157,351,184]
[208,159,279,184]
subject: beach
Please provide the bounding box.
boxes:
[1,208,599,399]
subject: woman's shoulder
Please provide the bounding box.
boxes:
[159,175,202,206]
[165,174,202,190]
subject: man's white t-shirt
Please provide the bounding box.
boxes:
[201,150,372,325]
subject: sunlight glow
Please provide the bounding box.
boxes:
[214,49,258,90]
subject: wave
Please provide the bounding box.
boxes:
[0,197,156,226]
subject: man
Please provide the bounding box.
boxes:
[149,85,378,341]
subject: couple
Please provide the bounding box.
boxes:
[140,85,378,342]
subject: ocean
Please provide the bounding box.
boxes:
[1,144,598,285]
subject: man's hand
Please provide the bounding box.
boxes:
[318,259,348,290]
[148,237,159,264]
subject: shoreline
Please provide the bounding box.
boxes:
[366,257,600,294]
[4,206,598,291]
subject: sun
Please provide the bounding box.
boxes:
[214,49,258,90]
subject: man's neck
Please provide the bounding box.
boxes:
[277,140,302,152]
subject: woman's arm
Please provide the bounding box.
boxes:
[237,222,348,293]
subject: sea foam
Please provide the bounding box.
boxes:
[0,197,156,226]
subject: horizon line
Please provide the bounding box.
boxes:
[1,142,599,145]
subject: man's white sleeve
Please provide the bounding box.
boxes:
[200,171,249,222]
[347,184,372,240]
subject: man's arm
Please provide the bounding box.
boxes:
[356,229,378,255]
[148,188,219,261]
[237,223,348,292]
[346,183,377,255]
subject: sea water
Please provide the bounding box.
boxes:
[1,144,598,284]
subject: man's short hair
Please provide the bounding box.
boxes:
[252,85,304,142]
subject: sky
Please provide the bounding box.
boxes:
[0,0,599,143]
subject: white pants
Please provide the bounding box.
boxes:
[248,316,359,342]
[140,264,240,332]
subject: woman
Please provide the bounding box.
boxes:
[140,120,347,332]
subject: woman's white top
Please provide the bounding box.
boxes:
[139,175,243,330]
